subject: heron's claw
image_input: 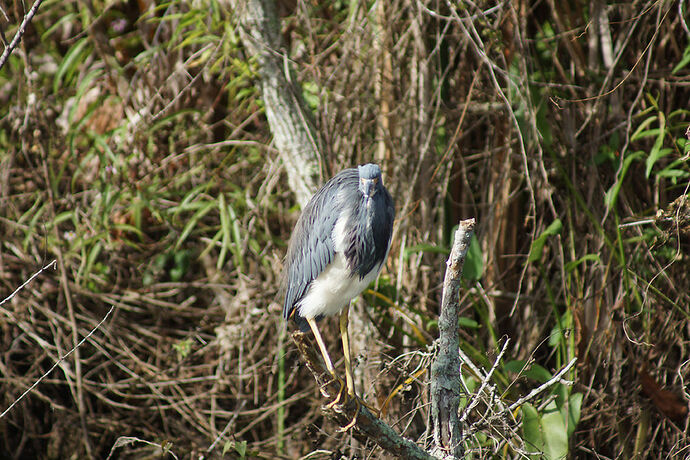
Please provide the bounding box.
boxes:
[322,376,377,431]
[324,375,346,409]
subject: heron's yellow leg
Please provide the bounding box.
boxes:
[340,303,356,397]
[307,317,336,376]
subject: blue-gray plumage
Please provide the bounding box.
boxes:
[284,164,394,329]
[283,163,394,400]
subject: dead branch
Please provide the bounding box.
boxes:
[508,358,577,413]
[430,218,475,459]
[291,332,436,460]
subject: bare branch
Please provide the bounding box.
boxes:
[1,306,115,419]
[0,260,56,307]
[431,218,476,459]
[508,358,577,413]
[459,338,509,425]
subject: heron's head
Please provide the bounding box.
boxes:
[358,164,383,201]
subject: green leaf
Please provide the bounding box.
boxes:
[218,194,230,269]
[549,310,571,347]
[173,338,193,359]
[604,152,644,209]
[540,399,569,459]
[458,317,480,329]
[521,403,544,456]
[176,201,215,249]
[226,202,244,272]
[54,37,90,94]
[630,115,658,141]
[504,359,528,374]
[675,138,690,154]
[672,46,690,74]
[567,392,583,438]
[521,387,578,460]
[403,243,448,258]
[234,440,247,458]
[656,167,689,181]
[564,253,600,273]
[463,235,483,281]
[170,250,191,282]
[528,219,562,263]
[525,364,553,383]
[504,360,552,382]
[645,112,667,178]
[222,440,233,456]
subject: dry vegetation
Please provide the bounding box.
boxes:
[1,0,689,458]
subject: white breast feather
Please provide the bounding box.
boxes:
[297,210,383,319]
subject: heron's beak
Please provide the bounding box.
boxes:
[361,178,378,201]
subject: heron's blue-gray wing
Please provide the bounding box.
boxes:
[283,169,358,327]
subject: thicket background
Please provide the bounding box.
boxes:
[1,0,689,458]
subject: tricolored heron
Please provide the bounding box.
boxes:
[283,163,394,401]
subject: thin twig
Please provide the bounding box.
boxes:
[1,306,115,419]
[459,337,509,425]
[0,260,56,307]
[508,358,577,412]
[0,0,45,71]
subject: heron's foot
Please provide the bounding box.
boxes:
[336,393,361,432]
[322,375,345,408]
[323,382,377,431]
[324,376,348,409]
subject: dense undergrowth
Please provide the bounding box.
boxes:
[1,0,689,458]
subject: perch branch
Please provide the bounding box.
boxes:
[291,332,436,460]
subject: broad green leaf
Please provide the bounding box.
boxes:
[521,403,544,456]
[525,364,553,383]
[505,360,552,382]
[567,392,583,438]
[541,399,569,459]
[504,359,528,374]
